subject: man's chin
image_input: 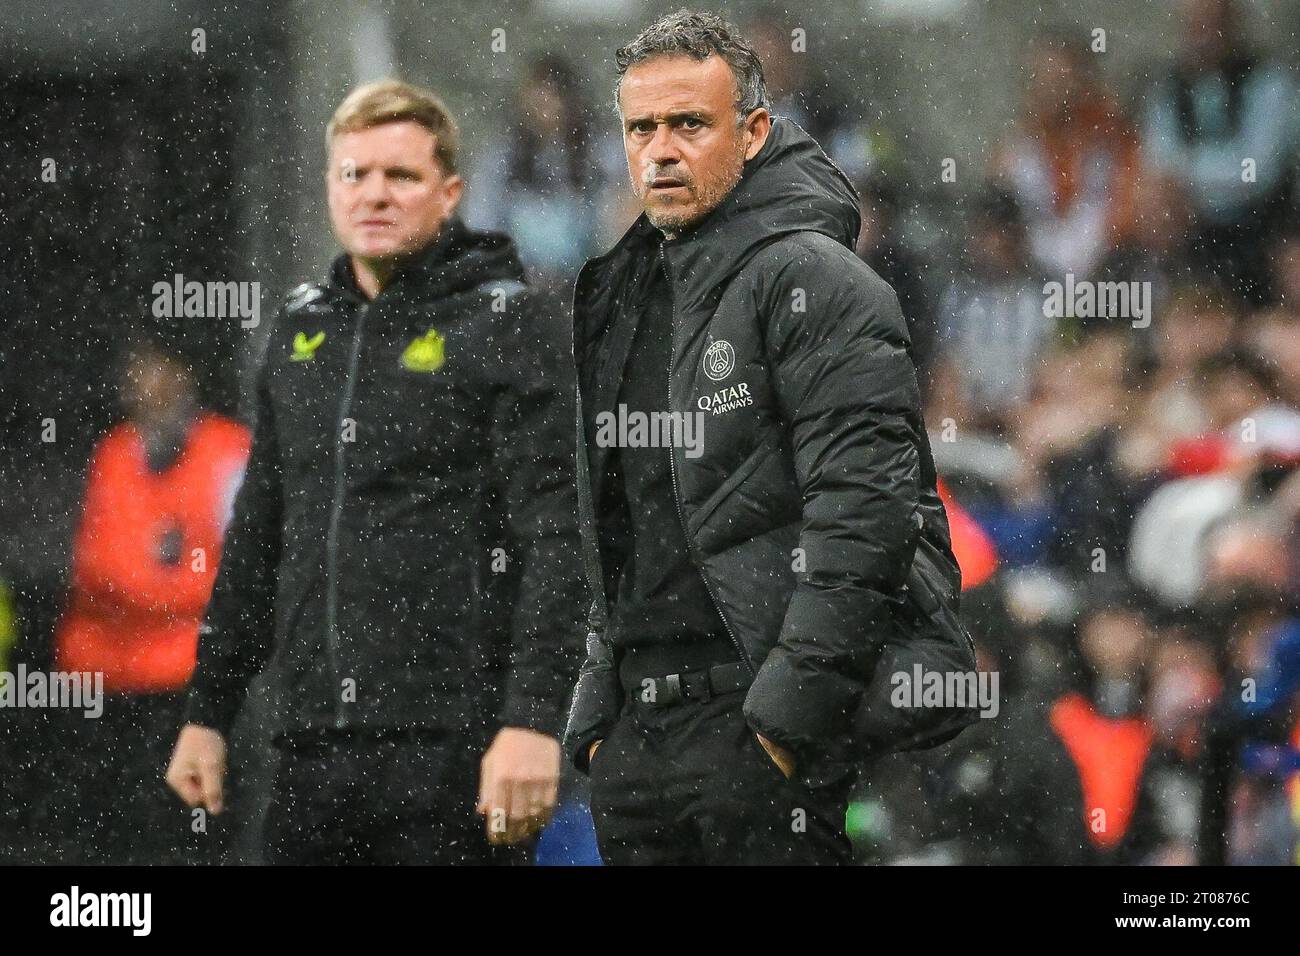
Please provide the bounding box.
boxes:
[348,240,427,262]
[645,204,703,235]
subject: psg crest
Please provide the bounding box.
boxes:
[702,339,735,382]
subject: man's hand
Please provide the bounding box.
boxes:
[476,727,561,845]
[755,732,796,780]
[165,724,228,815]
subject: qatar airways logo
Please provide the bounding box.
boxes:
[697,382,753,416]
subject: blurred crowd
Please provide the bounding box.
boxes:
[854,0,1300,865]
[2,0,1300,864]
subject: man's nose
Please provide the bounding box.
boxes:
[646,125,681,164]
[357,171,390,206]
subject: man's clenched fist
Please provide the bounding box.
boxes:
[166,724,228,815]
[476,727,560,845]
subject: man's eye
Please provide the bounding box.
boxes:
[682,118,702,129]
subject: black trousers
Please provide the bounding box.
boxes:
[32,692,228,865]
[589,691,855,865]
[264,729,525,866]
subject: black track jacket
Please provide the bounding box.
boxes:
[564,119,976,770]
[185,220,586,743]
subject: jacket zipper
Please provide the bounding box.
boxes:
[325,297,371,728]
[573,391,608,616]
[468,516,486,728]
[659,243,756,677]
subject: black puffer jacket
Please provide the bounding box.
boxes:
[185,220,586,743]
[564,119,976,769]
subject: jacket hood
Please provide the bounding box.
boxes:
[328,217,527,305]
[601,117,860,311]
[684,115,860,253]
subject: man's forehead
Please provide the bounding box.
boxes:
[619,53,736,117]
[330,121,439,163]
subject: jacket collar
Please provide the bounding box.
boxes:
[573,116,860,409]
[328,217,527,308]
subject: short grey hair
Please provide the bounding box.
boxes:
[614,9,771,121]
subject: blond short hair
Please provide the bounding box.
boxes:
[326,79,460,173]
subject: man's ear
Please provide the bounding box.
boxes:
[442,173,466,215]
[743,108,772,161]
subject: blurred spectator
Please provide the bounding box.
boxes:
[744,8,891,181]
[993,32,1141,280]
[1096,173,1197,345]
[1129,472,1245,608]
[1196,581,1300,864]
[1128,344,1300,607]
[1130,282,1239,468]
[853,593,1087,865]
[466,55,608,282]
[1169,349,1300,476]
[1266,224,1300,317]
[1047,598,1170,863]
[856,177,939,390]
[853,692,1091,865]
[1013,327,1161,573]
[1246,227,1300,410]
[936,477,998,592]
[34,339,249,864]
[933,186,1052,430]
[1142,0,1299,304]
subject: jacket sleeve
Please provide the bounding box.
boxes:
[742,236,925,757]
[489,291,588,739]
[183,348,283,738]
[564,593,622,772]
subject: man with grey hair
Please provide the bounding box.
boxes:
[564,10,974,864]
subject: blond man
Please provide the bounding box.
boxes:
[167,81,585,864]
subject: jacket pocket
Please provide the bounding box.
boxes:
[688,433,801,555]
[686,434,778,537]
